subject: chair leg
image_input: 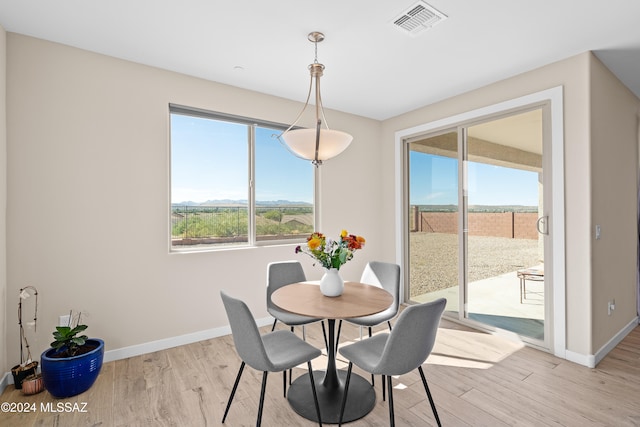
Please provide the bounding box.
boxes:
[368,327,375,388]
[289,326,295,385]
[382,374,386,401]
[418,366,441,427]
[222,361,245,423]
[257,371,269,427]
[283,371,287,397]
[321,321,329,352]
[271,318,278,332]
[307,361,323,427]
[338,362,353,427]
[336,320,343,352]
[387,375,395,427]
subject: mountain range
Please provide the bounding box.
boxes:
[172,199,312,207]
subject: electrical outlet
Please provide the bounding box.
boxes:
[59,314,71,327]
[607,300,616,316]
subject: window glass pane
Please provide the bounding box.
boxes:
[169,107,315,251]
[171,113,249,249]
[254,126,314,241]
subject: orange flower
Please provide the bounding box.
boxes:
[356,236,366,244]
[307,237,322,250]
[347,238,360,250]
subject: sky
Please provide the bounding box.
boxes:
[409,151,540,206]
[172,113,539,207]
[171,114,313,204]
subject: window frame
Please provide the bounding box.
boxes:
[169,104,317,252]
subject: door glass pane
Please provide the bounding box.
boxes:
[465,110,544,341]
[408,131,459,314]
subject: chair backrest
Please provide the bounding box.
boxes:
[375,298,446,376]
[360,261,401,313]
[220,291,272,372]
[266,261,307,309]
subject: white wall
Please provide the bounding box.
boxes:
[3,34,384,372]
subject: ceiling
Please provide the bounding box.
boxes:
[469,109,543,155]
[1,0,639,121]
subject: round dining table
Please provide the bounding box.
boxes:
[271,281,394,424]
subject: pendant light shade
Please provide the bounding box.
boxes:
[279,32,353,166]
[280,128,353,163]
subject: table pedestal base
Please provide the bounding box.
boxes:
[288,370,376,424]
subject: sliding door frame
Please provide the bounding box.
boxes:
[395,86,565,358]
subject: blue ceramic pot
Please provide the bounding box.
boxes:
[40,338,104,398]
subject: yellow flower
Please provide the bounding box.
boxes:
[340,229,348,238]
[308,237,322,250]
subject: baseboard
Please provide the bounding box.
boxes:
[103,315,273,363]
[565,316,639,368]
[593,316,639,366]
[565,349,596,368]
[1,371,11,390]
[1,316,273,393]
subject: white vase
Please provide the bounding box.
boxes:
[320,268,344,297]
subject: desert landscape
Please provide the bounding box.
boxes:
[409,232,541,297]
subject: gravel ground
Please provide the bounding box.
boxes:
[409,232,541,297]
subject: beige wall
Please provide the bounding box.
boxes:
[3,34,384,372]
[382,52,639,357]
[589,54,640,350]
[0,24,7,378]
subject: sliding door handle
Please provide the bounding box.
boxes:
[536,216,549,235]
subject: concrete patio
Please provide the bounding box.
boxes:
[412,267,545,340]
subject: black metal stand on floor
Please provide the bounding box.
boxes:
[287,319,376,424]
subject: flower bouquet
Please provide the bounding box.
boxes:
[296,230,365,296]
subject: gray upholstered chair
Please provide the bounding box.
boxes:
[336,261,400,389]
[267,261,328,394]
[267,260,328,346]
[347,261,400,331]
[337,298,447,427]
[220,291,323,427]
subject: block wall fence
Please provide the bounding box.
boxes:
[411,207,539,240]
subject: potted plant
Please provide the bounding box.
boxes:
[40,312,104,398]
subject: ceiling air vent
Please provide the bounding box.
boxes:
[392,1,447,36]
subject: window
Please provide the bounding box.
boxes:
[170,105,315,251]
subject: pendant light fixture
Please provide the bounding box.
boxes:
[279,32,353,166]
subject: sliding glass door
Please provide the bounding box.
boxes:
[407,108,548,347]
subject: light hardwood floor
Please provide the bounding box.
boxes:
[2,314,640,426]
